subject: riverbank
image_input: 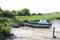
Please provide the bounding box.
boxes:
[6,26,60,40]
[6,19,60,40]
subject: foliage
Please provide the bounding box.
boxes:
[0,7,60,38]
[18,11,23,16]
[0,11,3,16]
[0,7,2,12]
[15,13,60,22]
[0,27,11,37]
[0,18,11,37]
[19,8,30,16]
[11,10,17,16]
[3,10,14,18]
[32,13,37,15]
[38,13,43,15]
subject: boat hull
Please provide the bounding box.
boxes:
[24,22,52,28]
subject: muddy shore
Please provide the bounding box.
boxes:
[6,19,60,40]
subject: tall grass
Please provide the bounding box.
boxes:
[15,13,60,22]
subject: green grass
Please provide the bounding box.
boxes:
[15,13,60,22]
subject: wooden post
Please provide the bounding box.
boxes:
[53,27,56,38]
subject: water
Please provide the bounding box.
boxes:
[51,19,60,31]
[6,19,60,40]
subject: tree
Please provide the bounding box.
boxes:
[32,13,37,15]
[18,11,23,16]
[0,7,2,12]
[20,8,30,16]
[3,10,14,18]
[38,13,43,15]
[11,10,16,16]
[0,18,11,37]
[0,7,3,16]
[0,11,3,16]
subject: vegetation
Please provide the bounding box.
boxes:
[3,10,14,18]
[15,13,60,22]
[18,8,30,16]
[0,18,11,40]
[0,7,60,39]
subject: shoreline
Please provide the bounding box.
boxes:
[6,19,60,40]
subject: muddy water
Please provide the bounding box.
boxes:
[6,19,60,40]
[51,19,60,31]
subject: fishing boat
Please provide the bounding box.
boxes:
[24,20,52,28]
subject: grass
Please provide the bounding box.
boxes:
[15,13,60,22]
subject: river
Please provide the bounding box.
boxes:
[6,19,60,40]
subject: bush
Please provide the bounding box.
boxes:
[0,26,11,37]
[1,27,11,37]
